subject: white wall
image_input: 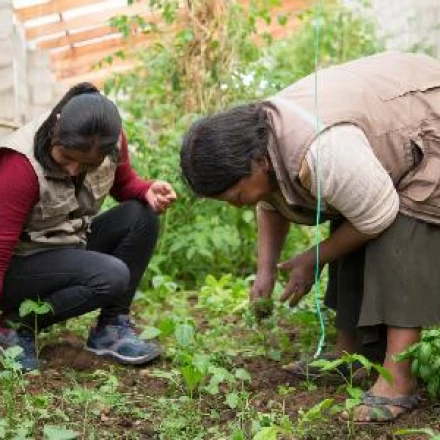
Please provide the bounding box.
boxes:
[372,0,440,56]
[0,0,66,137]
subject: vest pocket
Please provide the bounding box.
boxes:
[85,160,116,204]
[378,81,440,101]
[38,197,78,221]
[400,137,440,202]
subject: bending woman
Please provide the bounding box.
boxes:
[0,82,176,370]
[180,51,440,423]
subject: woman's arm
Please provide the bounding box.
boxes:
[251,205,290,301]
[110,131,153,202]
[111,131,176,213]
[279,124,399,306]
[0,150,39,299]
[279,220,377,302]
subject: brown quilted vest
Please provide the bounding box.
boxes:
[263,51,440,226]
[1,113,118,255]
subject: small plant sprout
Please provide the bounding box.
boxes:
[309,353,392,437]
[19,298,53,358]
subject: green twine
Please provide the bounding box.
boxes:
[313,0,326,358]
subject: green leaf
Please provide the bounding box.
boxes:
[140,326,162,340]
[0,420,6,439]
[175,323,195,347]
[242,210,254,224]
[181,365,203,393]
[19,299,52,317]
[373,364,393,384]
[19,299,37,317]
[253,426,280,440]
[4,345,24,359]
[394,428,438,436]
[43,425,79,440]
[309,358,345,371]
[346,386,363,400]
[419,342,433,364]
[344,398,360,411]
[231,431,246,440]
[157,317,175,336]
[235,368,251,382]
[226,392,239,409]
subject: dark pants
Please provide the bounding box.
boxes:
[1,200,159,331]
[324,220,387,363]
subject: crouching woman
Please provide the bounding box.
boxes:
[0,82,176,370]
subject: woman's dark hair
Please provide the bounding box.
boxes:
[180,101,277,197]
[34,82,122,170]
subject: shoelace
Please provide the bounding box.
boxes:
[116,319,137,339]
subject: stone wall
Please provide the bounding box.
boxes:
[372,0,440,56]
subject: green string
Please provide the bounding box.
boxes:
[313,0,326,359]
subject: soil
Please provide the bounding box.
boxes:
[30,332,440,440]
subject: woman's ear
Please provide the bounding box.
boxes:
[255,156,270,172]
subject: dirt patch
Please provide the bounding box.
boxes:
[13,317,439,440]
[40,333,104,371]
[20,337,440,439]
[240,356,440,440]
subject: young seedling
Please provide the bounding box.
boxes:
[19,299,53,359]
[310,353,392,438]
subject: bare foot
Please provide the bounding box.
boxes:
[343,374,418,422]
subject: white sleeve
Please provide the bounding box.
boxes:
[305,124,399,235]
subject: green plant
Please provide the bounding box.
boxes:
[197,274,250,316]
[394,428,440,439]
[295,398,335,438]
[395,328,440,399]
[0,346,34,438]
[310,353,392,438]
[19,298,53,358]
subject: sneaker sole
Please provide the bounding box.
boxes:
[85,346,162,365]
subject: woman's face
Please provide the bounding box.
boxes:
[216,159,274,207]
[51,145,105,177]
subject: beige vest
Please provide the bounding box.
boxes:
[264,51,440,225]
[1,113,118,255]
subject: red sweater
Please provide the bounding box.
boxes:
[0,132,152,299]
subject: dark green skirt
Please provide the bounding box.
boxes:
[325,214,440,353]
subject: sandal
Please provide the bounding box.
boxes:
[283,353,364,380]
[340,391,420,424]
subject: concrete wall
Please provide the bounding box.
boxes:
[0,0,17,138]
[0,0,65,138]
[372,0,440,56]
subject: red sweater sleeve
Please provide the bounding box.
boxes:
[0,150,39,299]
[110,131,153,202]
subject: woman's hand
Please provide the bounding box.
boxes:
[145,181,177,213]
[278,250,320,307]
[250,270,276,302]
[250,270,276,320]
